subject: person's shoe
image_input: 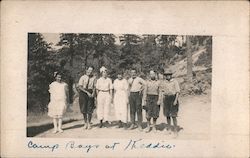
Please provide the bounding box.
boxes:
[58,129,64,133]
[104,121,109,128]
[172,126,178,138]
[118,121,123,128]
[145,126,151,133]
[99,122,103,128]
[52,129,58,134]
[165,127,172,135]
[138,125,143,132]
[128,124,136,130]
[123,123,128,130]
[87,123,92,130]
[152,126,157,133]
[83,123,87,130]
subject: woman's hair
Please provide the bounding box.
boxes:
[54,71,62,78]
[87,66,95,70]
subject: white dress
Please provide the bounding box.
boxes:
[113,79,129,123]
[48,81,67,118]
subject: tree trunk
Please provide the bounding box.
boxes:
[69,45,73,66]
[186,36,193,83]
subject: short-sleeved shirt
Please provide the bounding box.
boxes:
[144,79,160,95]
[78,75,96,90]
[160,79,180,95]
[128,77,145,92]
[96,77,113,91]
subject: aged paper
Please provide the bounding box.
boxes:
[1,1,249,157]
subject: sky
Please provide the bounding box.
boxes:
[42,33,61,50]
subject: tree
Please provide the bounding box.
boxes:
[27,33,56,112]
[119,34,143,71]
[57,34,78,66]
[186,35,193,83]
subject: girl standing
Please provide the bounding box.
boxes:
[48,72,69,133]
[113,72,129,128]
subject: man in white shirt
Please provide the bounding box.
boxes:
[127,69,145,131]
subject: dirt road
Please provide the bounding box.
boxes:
[34,93,211,140]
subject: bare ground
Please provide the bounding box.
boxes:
[28,93,211,140]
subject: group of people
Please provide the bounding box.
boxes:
[47,66,181,136]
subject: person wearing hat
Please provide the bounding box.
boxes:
[158,70,180,136]
[78,66,97,130]
[96,66,113,128]
[142,70,161,133]
[128,68,145,131]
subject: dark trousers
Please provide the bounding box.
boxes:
[79,89,95,114]
[129,92,142,126]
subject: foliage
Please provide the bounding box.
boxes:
[27,33,212,113]
[27,33,58,112]
[194,37,212,66]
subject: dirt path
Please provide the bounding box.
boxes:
[35,94,211,140]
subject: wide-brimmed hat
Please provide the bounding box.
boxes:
[163,70,173,75]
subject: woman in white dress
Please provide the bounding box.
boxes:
[48,72,69,134]
[113,72,129,128]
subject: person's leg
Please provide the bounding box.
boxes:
[52,118,58,133]
[58,117,63,133]
[99,119,103,128]
[97,92,104,127]
[79,91,88,129]
[129,94,136,129]
[152,118,157,132]
[172,117,178,132]
[145,117,151,133]
[136,93,143,131]
[83,113,88,129]
[103,93,111,125]
[166,116,171,128]
[87,113,92,130]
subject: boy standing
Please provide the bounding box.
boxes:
[159,70,180,136]
[142,70,161,133]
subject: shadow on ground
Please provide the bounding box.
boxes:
[27,119,78,137]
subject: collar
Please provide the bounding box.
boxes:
[149,79,157,82]
[166,78,174,82]
[131,76,137,80]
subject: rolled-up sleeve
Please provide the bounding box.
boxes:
[78,76,84,86]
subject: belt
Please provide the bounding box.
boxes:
[99,90,110,92]
[164,94,176,96]
[130,91,140,93]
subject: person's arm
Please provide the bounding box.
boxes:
[157,82,163,105]
[78,86,91,96]
[65,84,70,105]
[142,81,147,106]
[92,77,97,98]
[109,79,113,95]
[78,76,91,96]
[140,78,146,95]
[173,80,180,105]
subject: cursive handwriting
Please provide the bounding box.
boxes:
[124,139,175,150]
[28,140,59,152]
[65,141,99,153]
[27,139,175,153]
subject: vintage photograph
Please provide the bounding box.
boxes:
[27,33,212,139]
